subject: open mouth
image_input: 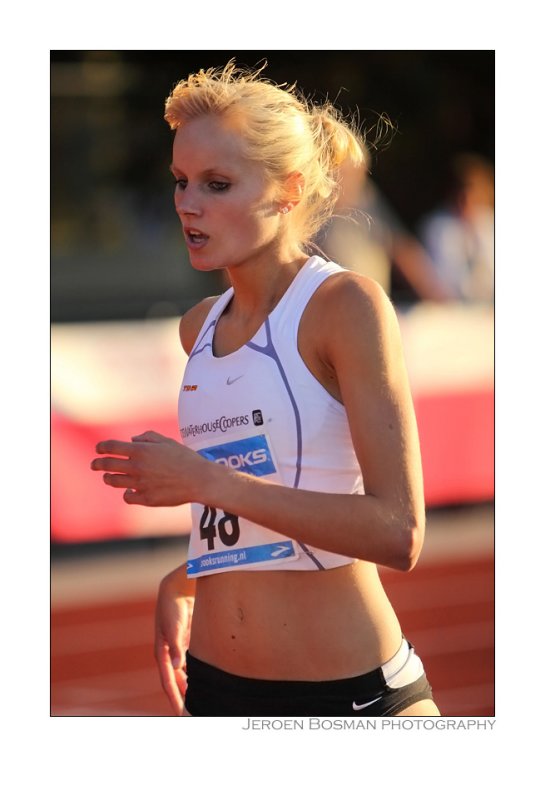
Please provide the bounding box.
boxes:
[185,228,209,247]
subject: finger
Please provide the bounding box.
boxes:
[168,639,183,671]
[95,440,135,457]
[175,668,188,699]
[156,643,185,716]
[123,488,148,504]
[91,456,134,473]
[103,473,138,489]
[131,431,166,443]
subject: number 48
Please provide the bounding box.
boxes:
[199,505,240,549]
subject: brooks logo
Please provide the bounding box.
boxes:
[197,434,276,477]
[215,449,268,469]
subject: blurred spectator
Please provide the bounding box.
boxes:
[418,153,494,303]
[317,156,451,302]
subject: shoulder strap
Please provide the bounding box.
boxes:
[188,288,234,358]
[270,256,346,331]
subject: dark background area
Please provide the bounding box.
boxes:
[51,50,494,321]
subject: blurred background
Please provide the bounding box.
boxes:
[51,50,494,716]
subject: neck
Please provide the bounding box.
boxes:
[224,244,309,319]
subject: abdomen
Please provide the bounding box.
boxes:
[188,560,403,680]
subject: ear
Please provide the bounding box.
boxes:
[278,171,305,213]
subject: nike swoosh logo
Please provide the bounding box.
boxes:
[226,375,243,385]
[352,696,383,711]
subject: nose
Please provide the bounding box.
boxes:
[175,184,202,218]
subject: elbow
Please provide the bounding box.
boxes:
[391,520,425,572]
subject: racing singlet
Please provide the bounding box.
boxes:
[178,256,364,577]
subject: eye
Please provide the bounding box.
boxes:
[175,178,187,190]
[209,181,230,192]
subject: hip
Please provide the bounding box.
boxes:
[184,637,435,717]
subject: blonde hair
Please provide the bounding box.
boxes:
[164,61,367,249]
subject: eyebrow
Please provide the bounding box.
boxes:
[169,163,231,178]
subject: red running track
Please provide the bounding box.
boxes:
[51,554,493,717]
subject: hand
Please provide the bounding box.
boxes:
[154,578,194,716]
[90,430,206,506]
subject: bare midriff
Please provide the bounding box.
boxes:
[188,560,403,680]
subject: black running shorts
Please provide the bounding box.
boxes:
[184,642,435,717]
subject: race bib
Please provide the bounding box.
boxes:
[186,432,300,576]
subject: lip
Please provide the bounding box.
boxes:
[183,227,210,251]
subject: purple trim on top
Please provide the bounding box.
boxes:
[188,319,216,362]
[246,318,325,570]
[245,319,302,489]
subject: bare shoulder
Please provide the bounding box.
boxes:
[322,269,394,318]
[308,270,399,361]
[299,270,404,404]
[179,296,219,355]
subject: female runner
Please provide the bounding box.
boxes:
[91,62,440,717]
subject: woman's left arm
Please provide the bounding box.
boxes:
[91,275,425,571]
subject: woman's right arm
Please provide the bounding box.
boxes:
[155,565,195,716]
[154,299,217,714]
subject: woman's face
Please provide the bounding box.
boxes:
[171,114,281,272]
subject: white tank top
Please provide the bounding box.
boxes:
[178,256,363,578]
